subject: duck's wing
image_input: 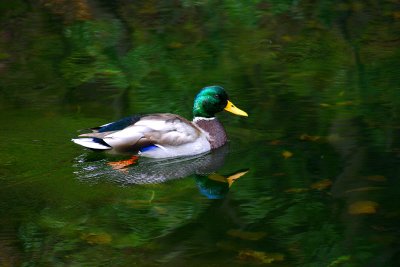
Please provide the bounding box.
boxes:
[91,115,143,133]
[72,114,203,152]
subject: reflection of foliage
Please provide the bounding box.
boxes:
[14,183,205,265]
[1,0,399,119]
[61,20,129,88]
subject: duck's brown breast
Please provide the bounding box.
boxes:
[194,118,227,149]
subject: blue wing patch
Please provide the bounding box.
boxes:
[139,145,158,152]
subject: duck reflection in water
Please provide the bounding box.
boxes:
[195,170,248,199]
[73,145,248,199]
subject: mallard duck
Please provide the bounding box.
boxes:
[72,85,248,158]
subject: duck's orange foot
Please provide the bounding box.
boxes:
[107,156,139,171]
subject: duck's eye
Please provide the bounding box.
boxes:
[214,94,220,99]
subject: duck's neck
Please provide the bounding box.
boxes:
[193,117,227,149]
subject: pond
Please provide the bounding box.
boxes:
[1,1,400,266]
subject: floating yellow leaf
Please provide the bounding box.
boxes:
[282,150,293,159]
[348,201,378,215]
[365,175,386,182]
[227,229,267,241]
[81,232,112,245]
[168,42,184,49]
[285,188,309,193]
[300,134,321,142]
[269,140,283,145]
[310,179,332,190]
[238,250,284,264]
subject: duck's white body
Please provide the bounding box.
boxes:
[72,114,215,158]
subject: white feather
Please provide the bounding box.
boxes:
[71,138,111,150]
[139,134,211,158]
[135,119,167,131]
[104,117,200,148]
[103,126,147,148]
[72,114,211,157]
[193,117,216,122]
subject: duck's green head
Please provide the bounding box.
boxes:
[193,86,248,118]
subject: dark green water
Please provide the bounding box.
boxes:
[1,1,400,266]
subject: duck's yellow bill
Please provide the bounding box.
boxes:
[226,170,249,187]
[224,100,248,117]
[208,169,249,187]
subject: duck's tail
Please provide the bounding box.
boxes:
[71,138,112,150]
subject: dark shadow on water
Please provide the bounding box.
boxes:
[73,145,249,199]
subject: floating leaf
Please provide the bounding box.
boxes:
[394,11,400,19]
[168,42,184,49]
[300,134,321,142]
[282,150,293,159]
[269,140,283,145]
[310,179,332,190]
[81,232,112,245]
[238,250,284,264]
[320,103,332,107]
[285,188,309,193]
[348,201,379,215]
[227,229,267,241]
